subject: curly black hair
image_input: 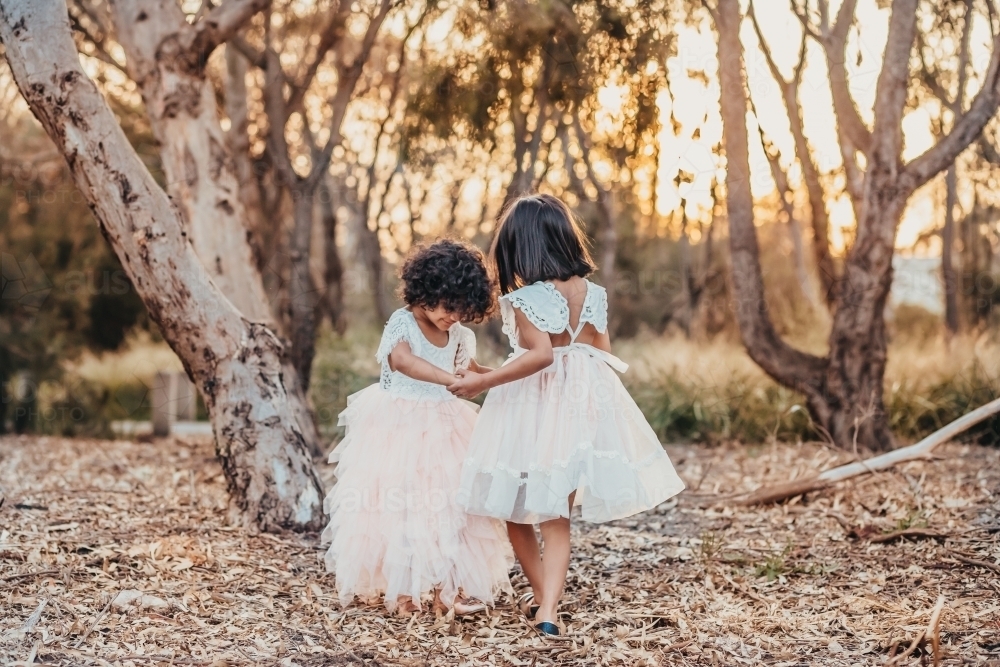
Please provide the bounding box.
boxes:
[399,239,497,323]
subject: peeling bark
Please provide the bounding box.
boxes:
[108,0,271,322]
[107,0,322,456]
[0,0,325,531]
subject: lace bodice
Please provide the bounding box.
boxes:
[499,280,608,351]
[376,309,476,401]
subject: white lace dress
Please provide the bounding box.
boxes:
[457,280,686,524]
[321,308,512,611]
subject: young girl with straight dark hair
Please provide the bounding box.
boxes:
[450,194,685,635]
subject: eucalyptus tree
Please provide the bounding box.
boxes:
[713,0,1000,450]
[226,0,398,388]
[1,0,326,531]
[69,0,322,453]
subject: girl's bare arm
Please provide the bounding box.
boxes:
[448,309,553,398]
[389,342,457,386]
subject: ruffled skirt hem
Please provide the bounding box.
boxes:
[457,347,686,523]
[322,384,513,611]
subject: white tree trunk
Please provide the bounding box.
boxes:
[0,0,325,532]
[108,0,271,321]
[107,0,322,455]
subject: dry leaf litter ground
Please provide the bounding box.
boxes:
[1,435,998,666]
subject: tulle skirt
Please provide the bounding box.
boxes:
[457,345,686,524]
[321,385,513,611]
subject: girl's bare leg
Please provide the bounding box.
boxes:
[534,493,575,625]
[507,521,545,605]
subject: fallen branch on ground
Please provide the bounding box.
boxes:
[868,528,946,544]
[740,397,1000,505]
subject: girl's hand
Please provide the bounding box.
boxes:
[448,368,487,399]
[468,358,495,374]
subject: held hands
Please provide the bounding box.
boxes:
[448,367,488,399]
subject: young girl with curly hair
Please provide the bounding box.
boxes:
[450,194,685,635]
[322,239,512,615]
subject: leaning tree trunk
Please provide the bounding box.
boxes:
[0,0,325,532]
[107,0,322,455]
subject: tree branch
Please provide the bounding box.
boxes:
[186,0,271,65]
[811,0,873,155]
[902,29,1000,194]
[868,0,918,166]
[306,0,396,189]
[756,0,838,304]
[980,135,1000,164]
[68,5,128,75]
[230,34,266,68]
[285,0,354,114]
[788,0,823,41]
[262,45,297,187]
[749,0,789,88]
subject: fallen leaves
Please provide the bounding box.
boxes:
[0,434,998,665]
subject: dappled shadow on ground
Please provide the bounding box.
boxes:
[1,435,998,666]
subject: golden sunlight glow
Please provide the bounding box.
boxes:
[647,0,988,256]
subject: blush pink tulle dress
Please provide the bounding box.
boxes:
[321,309,512,611]
[457,280,686,524]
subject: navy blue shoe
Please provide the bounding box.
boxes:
[534,621,560,636]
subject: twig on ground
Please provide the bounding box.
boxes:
[740,396,1000,505]
[1,569,60,585]
[927,596,946,667]
[887,596,946,666]
[947,550,1000,573]
[74,597,113,648]
[869,528,946,543]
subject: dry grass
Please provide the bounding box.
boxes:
[2,435,999,665]
[70,332,186,388]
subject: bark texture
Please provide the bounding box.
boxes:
[0,0,325,531]
[108,0,271,321]
[107,0,323,454]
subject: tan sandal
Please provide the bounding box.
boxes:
[518,592,540,620]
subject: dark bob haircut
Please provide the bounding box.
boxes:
[399,239,497,323]
[490,193,596,294]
